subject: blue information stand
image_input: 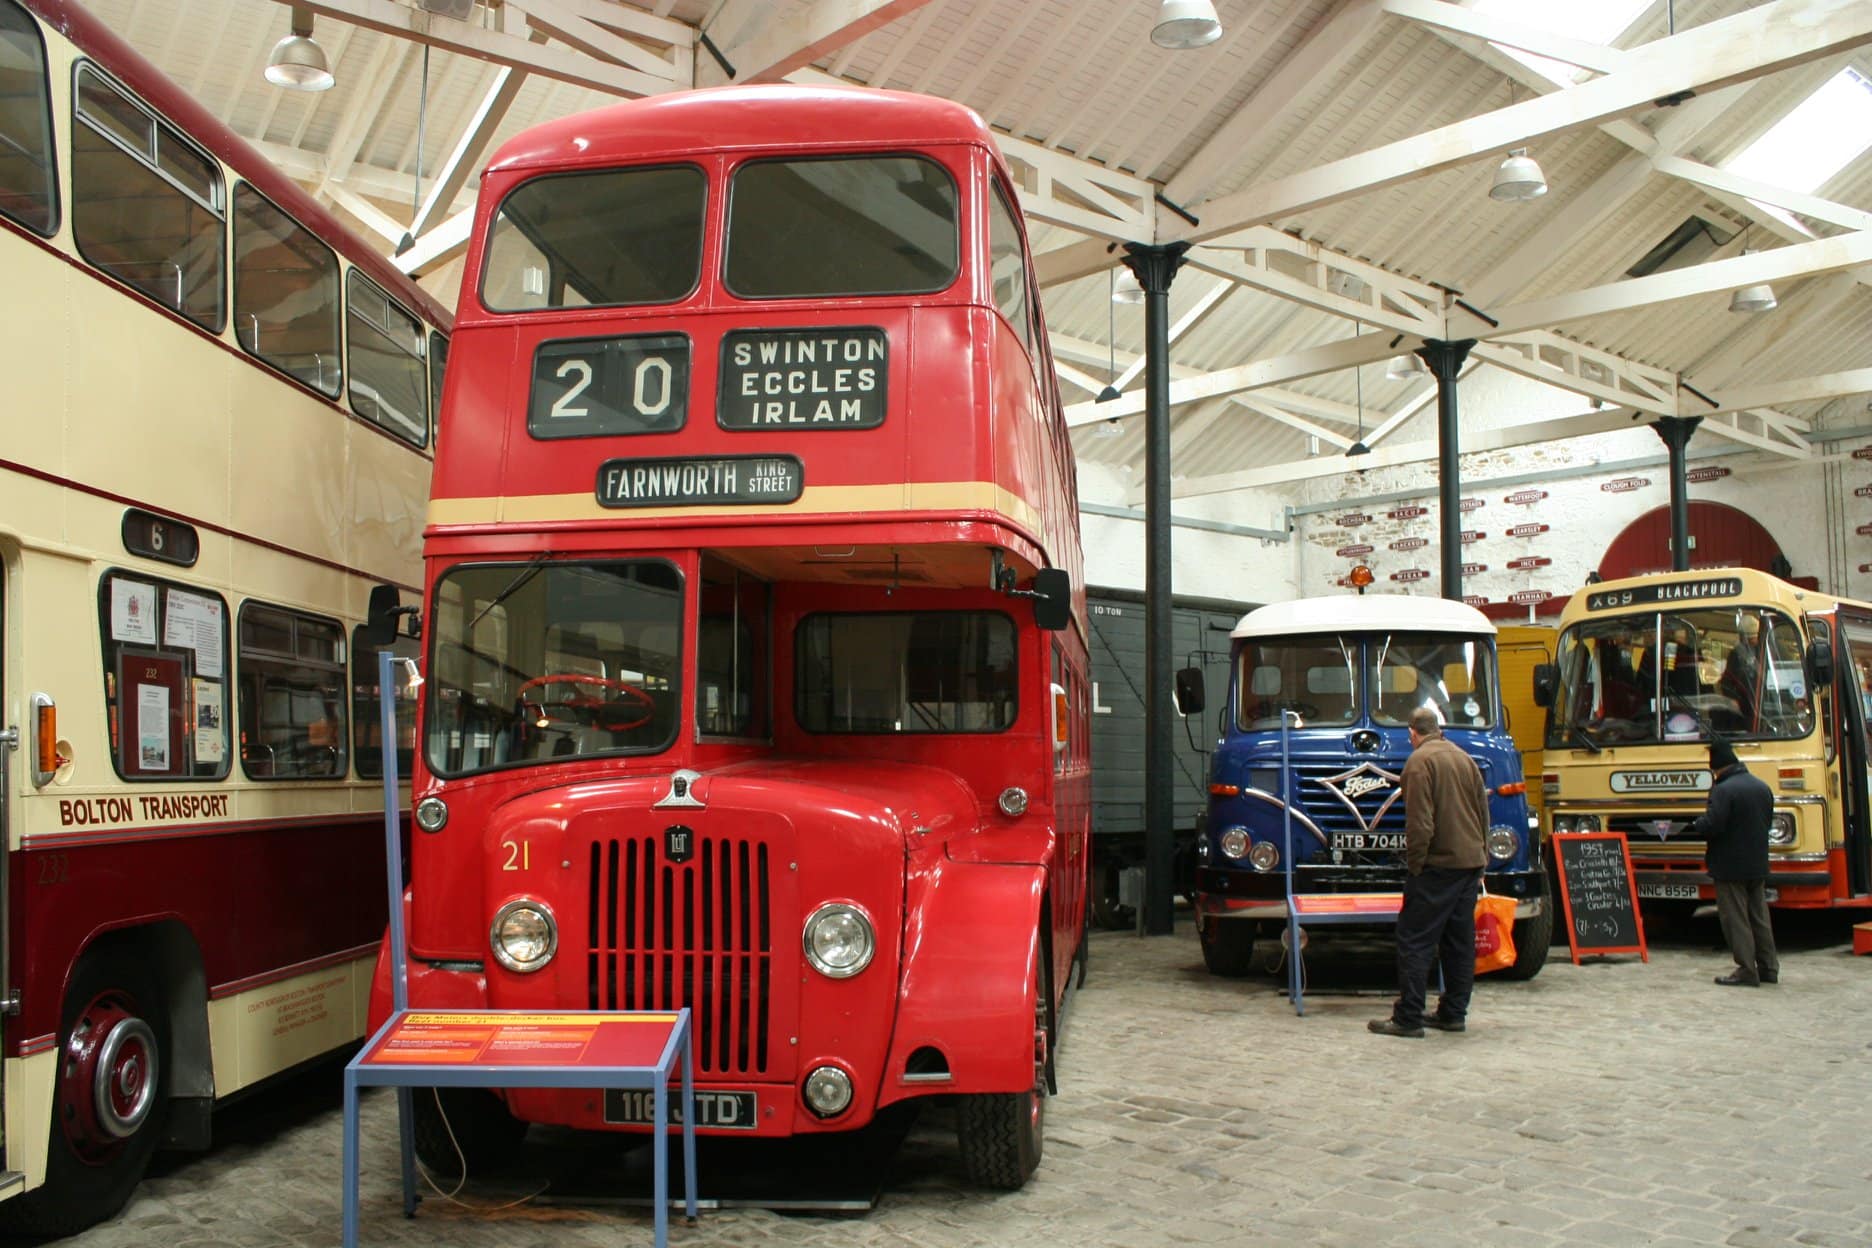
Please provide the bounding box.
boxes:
[341,651,698,1247]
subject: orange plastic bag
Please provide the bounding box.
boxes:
[1474,891,1518,975]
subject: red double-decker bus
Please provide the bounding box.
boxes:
[368,84,1089,1189]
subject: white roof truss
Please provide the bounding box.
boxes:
[697,0,934,87]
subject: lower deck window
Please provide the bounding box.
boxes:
[96,571,231,780]
[796,612,1016,734]
[237,603,348,779]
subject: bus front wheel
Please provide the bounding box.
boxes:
[411,1087,528,1180]
[1,948,169,1237]
[956,944,1047,1189]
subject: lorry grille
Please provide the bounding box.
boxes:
[587,836,772,1075]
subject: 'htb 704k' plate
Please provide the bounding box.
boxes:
[1331,831,1405,852]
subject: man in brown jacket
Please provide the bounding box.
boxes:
[1369,706,1489,1038]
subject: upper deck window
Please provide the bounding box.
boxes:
[987,182,1030,350]
[1547,607,1812,749]
[425,559,682,776]
[0,0,56,234]
[72,64,223,331]
[725,155,958,299]
[234,183,341,396]
[481,165,705,310]
[347,270,428,446]
[797,612,1015,734]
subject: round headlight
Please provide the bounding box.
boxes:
[802,1066,854,1118]
[1551,815,1572,835]
[1768,811,1797,847]
[1219,827,1251,860]
[1248,841,1280,872]
[998,787,1029,817]
[1575,815,1600,832]
[1486,824,1520,861]
[490,900,557,973]
[803,903,875,978]
[414,797,448,833]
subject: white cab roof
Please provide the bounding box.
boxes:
[1231,594,1497,640]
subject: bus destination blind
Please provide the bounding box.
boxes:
[1584,577,1743,611]
[596,454,804,507]
[718,326,887,429]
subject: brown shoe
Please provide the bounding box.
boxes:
[1367,1018,1424,1038]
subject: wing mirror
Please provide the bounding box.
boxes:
[1531,663,1557,709]
[1174,666,1205,715]
[1031,568,1071,631]
[363,583,421,649]
[1807,638,1834,687]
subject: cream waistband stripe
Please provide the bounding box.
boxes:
[428,481,1041,530]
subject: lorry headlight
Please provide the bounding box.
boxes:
[1768,811,1797,846]
[1574,815,1600,832]
[1551,815,1573,835]
[414,797,448,832]
[803,1066,854,1118]
[1248,841,1280,872]
[490,899,557,973]
[1219,827,1251,860]
[803,903,874,978]
[1486,825,1519,861]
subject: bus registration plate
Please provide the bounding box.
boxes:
[1637,881,1700,900]
[1332,832,1404,851]
[604,1088,759,1130]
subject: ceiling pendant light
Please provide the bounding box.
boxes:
[1151,0,1223,50]
[1112,265,1145,305]
[265,7,334,92]
[1729,228,1778,313]
[1488,83,1546,201]
[1386,351,1424,380]
[1097,270,1123,403]
[1347,322,1371,457]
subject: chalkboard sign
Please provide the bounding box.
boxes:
[1552,832,1649,964]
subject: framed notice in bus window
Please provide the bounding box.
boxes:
[529,333,689,438]
[97,571,231,781]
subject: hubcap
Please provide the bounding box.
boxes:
[60,991,159,1161]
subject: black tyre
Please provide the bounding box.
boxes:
[0,947,169,1237]
[956,945,1046,1190]
[1499,874,1554,981]
[1089,859,1135,931]
[411,1087,528,1179]
[1198,916,1257,977]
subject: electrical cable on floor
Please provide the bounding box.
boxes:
[416,1089,550,1212]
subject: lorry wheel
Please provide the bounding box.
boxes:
[0,948,169,1237]
[1499,874,1554,981]
[956,946,1046,1189]
[1198,915,1257,977]
[412,1087,528,1179]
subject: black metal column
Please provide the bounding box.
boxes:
[1414,338,1476,602]
[1123,241,1190,937]
[1652,416,1702,571]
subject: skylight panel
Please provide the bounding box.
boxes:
[1472,0,1649,87]
[1723,67,1872,233]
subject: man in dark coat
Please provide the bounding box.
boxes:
[1369,707,1489,1038]
[1691,737,1779,986]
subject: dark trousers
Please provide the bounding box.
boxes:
[1714,878,1779,981]
[1392,866,1483,1027]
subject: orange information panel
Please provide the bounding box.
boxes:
[1291,892,1404,917]
[361,1011,680,1069]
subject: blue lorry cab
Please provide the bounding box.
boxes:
[1192,595,1551,979]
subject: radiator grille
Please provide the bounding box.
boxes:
[587,836,772,1075]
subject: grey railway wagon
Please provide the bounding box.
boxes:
[1087,587,1256,927]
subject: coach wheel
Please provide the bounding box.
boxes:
[411,1087,528,1180]
[0,949,170,1237]
[1198,914,1258,978]
[956,941,1047,1190]
[516,673,656,733]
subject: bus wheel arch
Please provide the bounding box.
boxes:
[3,924,205,1236]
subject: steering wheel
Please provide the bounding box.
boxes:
[516,673,655,734]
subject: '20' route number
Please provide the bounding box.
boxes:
[549,356,673,420]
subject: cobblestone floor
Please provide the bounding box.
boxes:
[37,912,1872,1247]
